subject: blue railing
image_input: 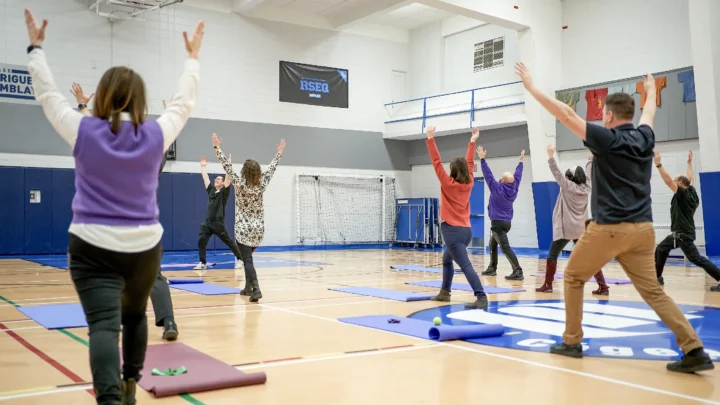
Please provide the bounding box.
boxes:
[384,80,525,130]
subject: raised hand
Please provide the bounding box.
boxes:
[200,156,207,167]
[514,62,533,90]
[688,150,693,163]
[547,144,556,158]
[162,100,167,110]
[471,127,479,142]
[211,133,221,148]
[476,146,486,159]
[184,20,205,59]
[520,150,526,162]
[71,83,94,105]
[653,149,662,166]
[277,139,286,153]
[426,125,436,139]
[642,73,655,92]
[24,9,48,47]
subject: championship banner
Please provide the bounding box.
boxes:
[279,61,348,108]
[0,64,35,104]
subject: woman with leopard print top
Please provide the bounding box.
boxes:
[212,133,285,302]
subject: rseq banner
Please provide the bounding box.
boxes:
[279,61,348,108]
[0,64,35,104]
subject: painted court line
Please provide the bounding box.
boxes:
[259,304,720,405]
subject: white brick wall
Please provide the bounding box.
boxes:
[410,155,539,248]
[0,0,408,132]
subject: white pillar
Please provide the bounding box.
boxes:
[689,0,720,172]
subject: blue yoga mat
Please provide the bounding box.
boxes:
[17,303,87,329]
[330,287,434,302]
[406,280,525,294]
[167,279,204,285]
[390,265,461,274]
[170,283,241,295]
[339,314,505,341]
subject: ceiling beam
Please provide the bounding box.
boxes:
[417,0,528,31]
[326,0,413,30]
[232,0,270,14]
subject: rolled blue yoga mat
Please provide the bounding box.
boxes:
[167,279,204,285]
[428,324,505,341]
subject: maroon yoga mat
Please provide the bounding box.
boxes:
[135,343,266,397]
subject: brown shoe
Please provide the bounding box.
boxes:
[430,288,451,302]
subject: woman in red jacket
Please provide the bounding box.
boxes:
[426,126,487,310]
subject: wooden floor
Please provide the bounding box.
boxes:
[0,249,719,405]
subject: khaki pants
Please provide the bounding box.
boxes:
[563,221,703,353]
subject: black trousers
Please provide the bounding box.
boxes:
[655,233,720,281]
[488,220,522,271]
[237,243,258,282]
[68,234,162,405]
[198,220,242,263]
[151,272,174,326]
[547,239,578,262]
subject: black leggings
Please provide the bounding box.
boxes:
[547,239,578,262]
[68,234,162,405]
[237,243,258,281]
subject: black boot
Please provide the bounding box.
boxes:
[549,343,583,358]
[482,267,497,276]
[121,379,137,405]
[505,269,524,281]
[430,288,451,302]
[162,318,178,341]
[240,281,253,296]
[250,279,262,303]
[667,348,715,373]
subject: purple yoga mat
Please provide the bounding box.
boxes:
[136,343,266,397]
[531,273,632,284]
[406,280,525,294]
[329,286,434,301]
[390,265,462,274]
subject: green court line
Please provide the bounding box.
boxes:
[0,295,205,404]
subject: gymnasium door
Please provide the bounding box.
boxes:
[469,177,484,248]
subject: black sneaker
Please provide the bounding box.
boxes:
[710,284,720,292]
[121,379,137,405]
[430,288,451,302]
[482,268,497,276]
[658,276,665,286]
[549,343,583,358]
[464,295,488,310]
[162,320,178,341]
[505,270,524,281]
[667,351,715,373]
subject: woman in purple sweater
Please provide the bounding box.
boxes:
[25,9,203,405]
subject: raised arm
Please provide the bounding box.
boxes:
[223,153,232,188]
[686,150,694,186]
[200,156,210,189]
[262,140,284,188]
[212,134,241,187]
[513,150,525,188]
[638,74,657,129]
[25,10,83,148]
[466,128,479,175]
[515,62,587,141]
[546,145,572,189]
[653,149,678,193]
[156,21,204,152]
[477,146,498,190]
[425,126,452,185]
[70,82,93,117]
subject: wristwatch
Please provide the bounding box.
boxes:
[78,103,87,110]
[27,45,42,54]
[656,163,662,168]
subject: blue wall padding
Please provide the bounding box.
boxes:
[531,181,560,251]
[24,168,53,254]
[50,169,74,253]
[0,167,26,254]
[700,171,720,256]
[158,172,174,251]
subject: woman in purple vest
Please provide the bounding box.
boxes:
[25,9,204,405]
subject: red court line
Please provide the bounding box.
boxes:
[0,323,93,396]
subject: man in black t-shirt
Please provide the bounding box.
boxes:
[653,149,720,290]
[515,62,713,373]
[193,156,244,270]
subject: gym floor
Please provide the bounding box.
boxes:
[0,249,719,404]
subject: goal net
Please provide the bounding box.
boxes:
[297,174,397,245]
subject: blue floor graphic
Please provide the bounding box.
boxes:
[21,250,329,271]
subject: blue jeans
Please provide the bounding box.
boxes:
[440,223,486,297]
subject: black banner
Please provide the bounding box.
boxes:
[279,61,348,108]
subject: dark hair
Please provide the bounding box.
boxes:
[565,166,587,185]
[677,175,691,187]
[604,93,634,120]
[94,67,147,134]
[242,159,261,187]
[450,157,471,184]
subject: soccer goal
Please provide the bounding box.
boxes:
[296,173,397,245]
